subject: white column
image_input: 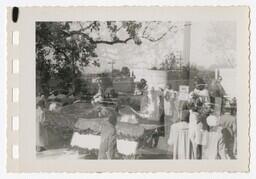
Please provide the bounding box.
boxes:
[183,21,191,66]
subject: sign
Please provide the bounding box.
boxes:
[178,85,189,101]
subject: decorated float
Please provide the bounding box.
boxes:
[43,101,164,159]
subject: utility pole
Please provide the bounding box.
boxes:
[108,59,115,78]
[183,21,192,85]
[183,21,191,66]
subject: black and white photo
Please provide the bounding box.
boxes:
[36,20,238,160]
[7,6,249,172]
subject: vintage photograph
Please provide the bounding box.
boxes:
[35,20,237,160]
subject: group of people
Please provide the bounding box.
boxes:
[165,77,236,160]
[132,76,236,160]
[36,75,237,160]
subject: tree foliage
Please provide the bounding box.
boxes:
[160,52,177,70]
[36,21,176,95]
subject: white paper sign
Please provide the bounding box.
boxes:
[179,85,189,101]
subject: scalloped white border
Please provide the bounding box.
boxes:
[6,6,250,173]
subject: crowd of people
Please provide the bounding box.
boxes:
[164,77,237,160]
[36,75,237,160]
[127,76,236,160]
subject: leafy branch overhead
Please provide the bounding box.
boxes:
[59,21,177,45]
[36,21,177,94]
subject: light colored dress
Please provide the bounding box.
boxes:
[98,121,117,159]
[140,90,160,121]
[188,88,210,143]
[36,107,47,147]
[164,89,176,117]
[92,87,104,104]
[188,110,209,159]
[168,121,190,159]
[188,110,198,159]
[202,127,222,159]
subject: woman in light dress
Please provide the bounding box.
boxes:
[36,100,48,152]
[163,84,177,138]
[188,108,199,159]
[164,84,177,120]
[140,86,159,120]
[187,78,210,159]
[203,114,222,159]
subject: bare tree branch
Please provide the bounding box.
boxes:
[62,28,134,45]
[116,24,123,32]
[62,21,176,45]
[141,24,175,42]
[142,22,153,37]
[94,37,133,45]
[78,22,95,32]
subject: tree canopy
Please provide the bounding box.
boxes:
[36,21,176,95]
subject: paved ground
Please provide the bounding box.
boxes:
[37,148,81,160]
[37,136,172,160]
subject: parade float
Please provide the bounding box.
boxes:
[43,101,164,159]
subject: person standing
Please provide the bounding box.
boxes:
[218,103,237,159]
[164,84,176,119]
[158,87,165,136]
[140,78,148,95]
[203,103,236,160]
[164,84,177,137]
[203,114,222,159]
[188,78,210,159]
[193,79,210,103]
[92,78,104,104]
[188,108,199,159]
[209,76,226,114]
[98,108,118,159]
[140,86,159,121]
[36,100,48,152]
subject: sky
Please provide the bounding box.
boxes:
[190,21,236,69]
[77,21,237,73]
